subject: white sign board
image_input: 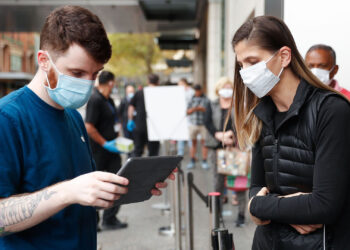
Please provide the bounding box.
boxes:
[144,86,189,141]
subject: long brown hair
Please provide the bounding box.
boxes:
[226,16,343,149]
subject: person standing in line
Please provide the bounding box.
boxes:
[177,78,194,156]
[231,16,350,249]
[0,6,172,249]
[204,77,248,227]
[119,84,135,140]
[305,44,350,99]
[127,74,160,157]
[186,84,210,169]
[85,71,127,231]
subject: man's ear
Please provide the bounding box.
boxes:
[280,46,292,68]
[330,65,339,79]
[37,50,50,73]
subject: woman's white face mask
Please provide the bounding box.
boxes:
[218,88,233,98]
[239,51,284,98]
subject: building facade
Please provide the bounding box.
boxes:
[0,32,37,97]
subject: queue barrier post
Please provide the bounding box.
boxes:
[208,192,221,231]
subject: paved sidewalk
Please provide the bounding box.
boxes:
[97,158,255,250]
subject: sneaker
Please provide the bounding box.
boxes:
[102,218,128,230]
[201,160,209,170]
[187,159,195,169]
[235,213,245,227]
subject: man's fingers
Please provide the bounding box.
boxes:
[98,181,128,195]
[151,189,162,196]
[98,191,121,201]
[167,173,175,180]
[95,171,129,186]
[94,199,114,209]
[155,182,168,189]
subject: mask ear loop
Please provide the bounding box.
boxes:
[266,49,284,78]
[277,67,284,78]
[46,52,62,75]
[45,73,54,89]
[44,52,61,90]
[265,50,279,64]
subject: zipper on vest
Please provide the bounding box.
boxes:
[273,137,279,192]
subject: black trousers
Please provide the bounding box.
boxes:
[133,129,160,157]
[93,149,122,224]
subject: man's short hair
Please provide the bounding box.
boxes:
[193,84,202,91]
[306,44,336,65]
[40,6,111,64]
[148,74,159,85]
[98,71,115,85]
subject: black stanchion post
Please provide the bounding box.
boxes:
[211,228,235,250]
[208,192,221,230]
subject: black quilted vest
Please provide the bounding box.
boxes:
[254,79,336,195]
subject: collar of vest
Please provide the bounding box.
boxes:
[253,79,316,131]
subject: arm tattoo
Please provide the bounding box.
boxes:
[0,189,56,236]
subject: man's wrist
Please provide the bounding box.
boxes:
[55,181,75,206]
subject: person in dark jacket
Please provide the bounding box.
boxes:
[230,16,350,249]
[118,84,135,140]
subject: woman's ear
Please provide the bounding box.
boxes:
[280,46,292,68]
[37,50,50,73]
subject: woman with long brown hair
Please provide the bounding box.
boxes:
[230,16,350,249]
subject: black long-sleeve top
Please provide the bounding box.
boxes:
[204,102,233,149]
[249,95,350,248]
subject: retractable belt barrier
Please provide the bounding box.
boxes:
[165,165,235,250]
[154,140,234,249]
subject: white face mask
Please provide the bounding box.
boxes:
[310,67,333,85]
[218,88,233,98]
[239,52,284,98]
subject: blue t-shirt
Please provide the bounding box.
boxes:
[0,87,97,249]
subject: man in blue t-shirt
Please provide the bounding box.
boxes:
[0,6,171,250]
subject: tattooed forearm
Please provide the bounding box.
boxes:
[0,189,56,235]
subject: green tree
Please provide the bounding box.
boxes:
[105,33,162,77]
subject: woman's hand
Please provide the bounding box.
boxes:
[215,130,235,146]
[279,192,307,198]
[290,224,323,235]
[248,187,271,226]
[279,192,323,235]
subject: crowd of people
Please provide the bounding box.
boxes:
[1,4,350,250]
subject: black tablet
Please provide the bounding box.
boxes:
[114,156,183,205]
